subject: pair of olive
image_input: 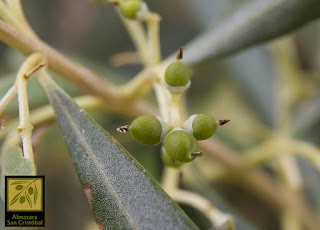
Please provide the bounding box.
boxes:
[127,114,218,165]
[130,114,218,143]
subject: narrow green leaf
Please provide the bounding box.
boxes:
[26,193,32,208]
[0,146,36,201]
[15,185,24,190]
[10,181,28,185]
[9,190,22,206]
[34,183,38,204]
[169,0,320,65]
[39,76,199,230]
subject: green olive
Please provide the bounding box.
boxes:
[130,115,169,145]
[164,128,201,163]
[119,0,142,19]
[28,187,34,195]
[19,196,25,204]
[184,114,218,140]
[164,60,190,93]
[161,147,183,168]
[15,185,24,190]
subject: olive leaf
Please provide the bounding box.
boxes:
[0,146,36,201]
[169,0,320,65]
[38,76,199,230]
[9,190,23,206]
[34,182,38,204]
[15,185,24,190]
[19,196,25,204]
[10,181,28,185]
[26,193,32,208]
[28,186,34,195]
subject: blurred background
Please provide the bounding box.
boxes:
[0,0,320,229]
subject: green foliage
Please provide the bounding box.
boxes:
[39,76,199,229]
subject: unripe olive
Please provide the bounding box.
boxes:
[119,0,142,19]
[161,147,183,168]
[130,115,169,145]
[28,187,34,195]
[164,128,200,163]
[184,114,218,140]
[15,185,23,190]
[164,60,190,93]
[19,196,25,204]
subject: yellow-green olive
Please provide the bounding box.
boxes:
[164,60,190,93]
[184,114,218,140]
[161,147,183,168]
[164,128,201,163]
[19,196,25,204]
[119,0,142,19]
[129,115,168,145]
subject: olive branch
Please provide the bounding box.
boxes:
[9,179,39,208]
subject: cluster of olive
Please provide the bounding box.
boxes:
[117,55,228,167]
[118,113,221,167]
[117,49,229,167]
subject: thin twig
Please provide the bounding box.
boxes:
[0,84,17,117]
[271,37,304,230]
[172,189,234,230]
[1,95,108,149]
[161,167,180,194]
[119,68,156,99]
[0,0,37,39]
[147,13,161,65]
[0,20,157,115]
[200,139,320,230]
[16,53,44,163]
[119,16,149,65]
[109,51,141,67]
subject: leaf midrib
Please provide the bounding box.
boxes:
[50,88,137,229]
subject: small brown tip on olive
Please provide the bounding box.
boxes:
[177,47,183,60]
[116,125,130,133]
[191,151,203,160]
[219,119,230,126]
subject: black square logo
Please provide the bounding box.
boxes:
[5,176,45,227]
